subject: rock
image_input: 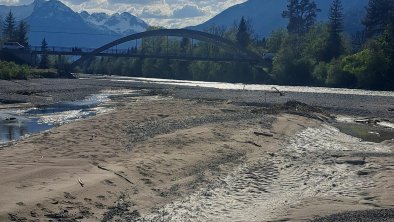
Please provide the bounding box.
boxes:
[4,117,17,121]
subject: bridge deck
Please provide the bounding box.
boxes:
[4,47,261,63]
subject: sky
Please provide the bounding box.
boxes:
[0,0,247,27]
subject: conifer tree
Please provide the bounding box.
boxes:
[236,17,250,48]
[363,0,394,37]
[322,0,344,61]
[17,20,29,47]
[3,11,16,41]
[282,0,320,34]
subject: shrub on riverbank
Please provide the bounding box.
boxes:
[0,61,30,80]
[0,61,61,80]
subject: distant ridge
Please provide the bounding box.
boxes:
[190,0,369,37]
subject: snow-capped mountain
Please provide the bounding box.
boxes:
[80,11,148,35]
[0,0,148,47]
[192,0,369,37]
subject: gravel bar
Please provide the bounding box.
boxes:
[310,209,394,222]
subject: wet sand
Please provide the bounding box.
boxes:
[0,77,393,221]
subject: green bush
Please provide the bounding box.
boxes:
[341,48,390,89]
[273,48,314,86]
[312,62,329,85]
[325,60,356,87]
[0,61,30,80]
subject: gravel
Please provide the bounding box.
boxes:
[310,209,394,222]
[1,76,394,120]
[125,112,275,150]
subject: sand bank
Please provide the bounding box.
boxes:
[0,77,393,221]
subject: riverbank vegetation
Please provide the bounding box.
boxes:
[1,0,393,89]
[270,0,394,90]
[0,61,58,79]
[0,61,30,79]
[76,0,393,90]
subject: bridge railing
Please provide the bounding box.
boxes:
[25,46,262,61]
[29,46,139,55]
[30,46,97,53]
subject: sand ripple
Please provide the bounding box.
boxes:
[142,125,392,221]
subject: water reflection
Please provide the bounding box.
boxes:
[0,117,53,145]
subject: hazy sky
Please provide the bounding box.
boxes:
[0,0,247,27]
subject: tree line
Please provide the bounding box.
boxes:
[1,0,393,90]
[78,0,393,90]
[270,0,394,90]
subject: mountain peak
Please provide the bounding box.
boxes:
[81,11,148,35]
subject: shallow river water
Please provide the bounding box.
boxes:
[0,90,134,146]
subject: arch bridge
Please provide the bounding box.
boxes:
[70,29,267,69]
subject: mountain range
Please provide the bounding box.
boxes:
[0,0,370,48]
[192,0,369,37]
[0,0,148,47]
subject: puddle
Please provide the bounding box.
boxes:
[0,90,135,146]
[334,122,394,143]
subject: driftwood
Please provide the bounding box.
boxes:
[355,118,380,125]
[254,131,274,137]
[78,178,84,187]
[264,87,285,103]
[271,87,285,96]
[236,140,262,147]
[97,165,134,184]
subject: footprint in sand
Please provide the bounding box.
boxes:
[102,179,116,186]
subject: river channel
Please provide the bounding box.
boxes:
[1,76,394,146]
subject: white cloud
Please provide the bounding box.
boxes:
[0,0,247,27]
[172,5,204,18]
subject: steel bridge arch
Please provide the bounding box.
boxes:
[71,29,265,68]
